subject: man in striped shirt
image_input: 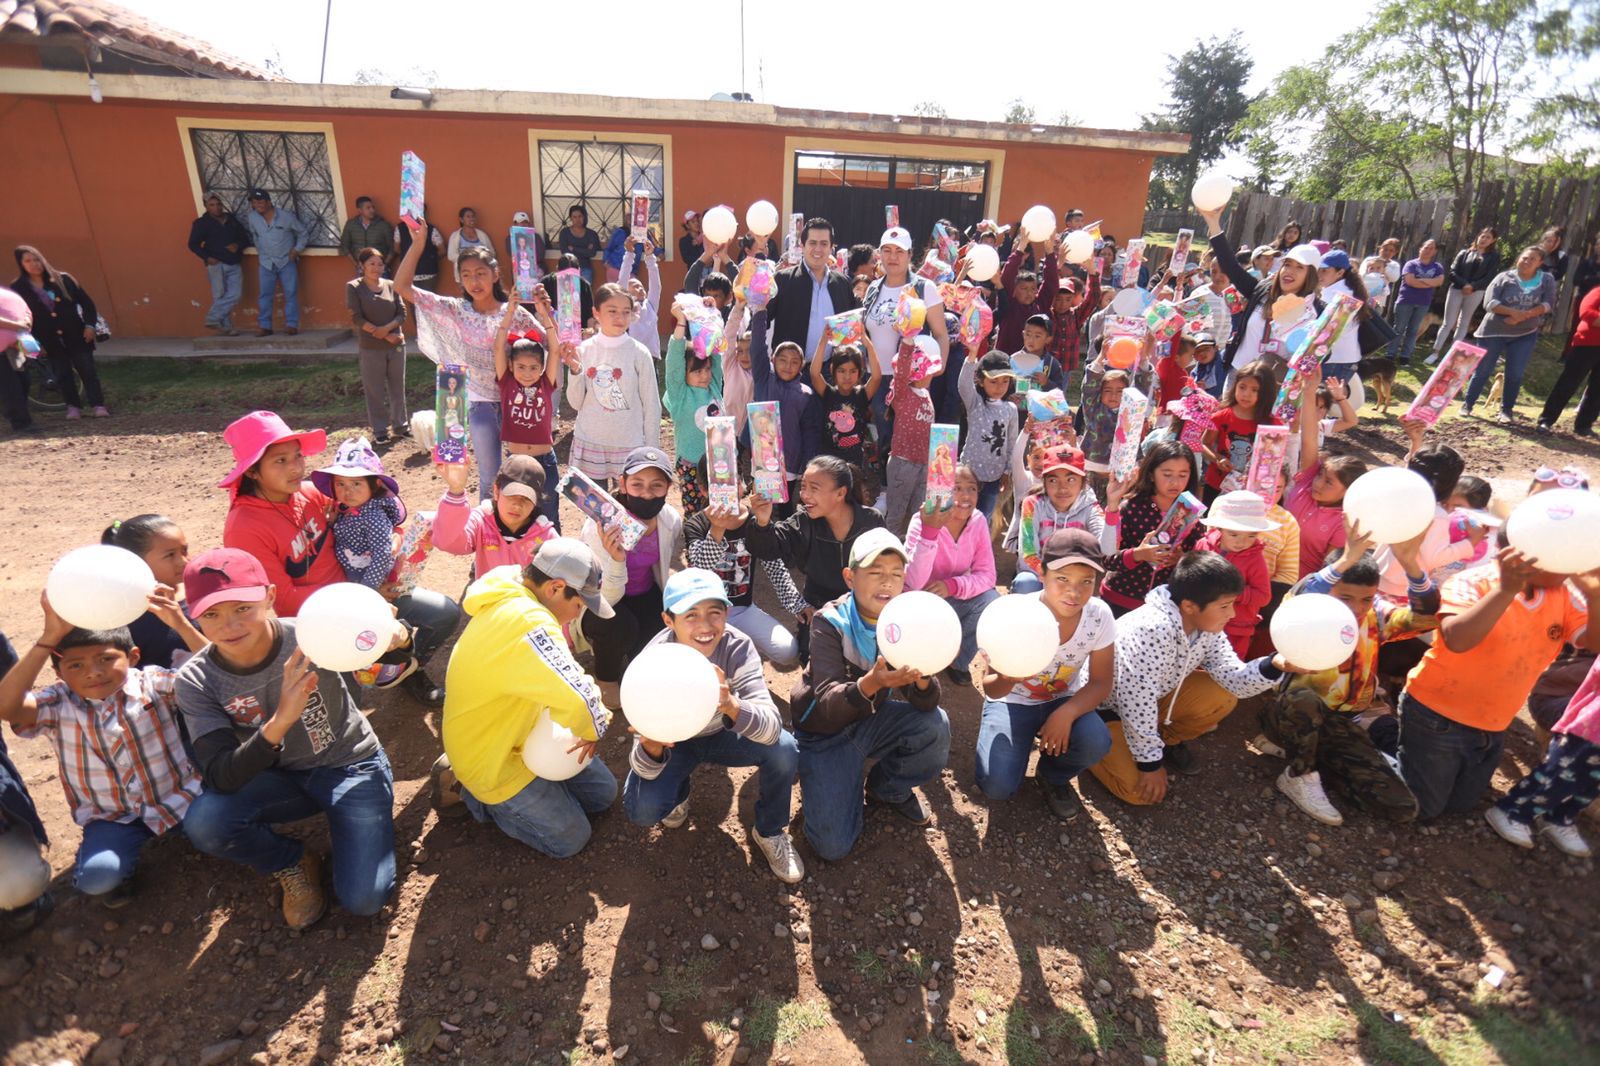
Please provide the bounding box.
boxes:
[0,599,199,907]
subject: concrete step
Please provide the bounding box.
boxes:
[192,329,352,351]
[97,334,361,363]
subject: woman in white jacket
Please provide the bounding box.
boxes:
[1315,250,1372,386]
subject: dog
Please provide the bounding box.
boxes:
[1356,355,1398,415]
[409,409,437,450]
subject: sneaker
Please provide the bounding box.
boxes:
[92,406,109,418]
[752,827,806,883]
[272,850,327,930]
[1538,820,1592,858]
[1162,742,1201,776]
[1252,733,1287,759]
[0,891,54,942]
[221,327,239,337]
[1485,806,1534,849]
[65,406,81,420]
[394,422,413,438]
[1537,422,1553,436]
[429,753,467,817]
[946,666,973,688]
[1036,776,1084,822]
[868,788,932,826]
[373,430,391,445]
[1495,411,1514,425]
[1276,768,1344,826]
[357,659,417,689]
[400,669,444,706]
[660,800,690,829]
[255,328,274,337]
[1424,352,1442,366]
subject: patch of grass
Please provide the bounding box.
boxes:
[97,356,436,420]
[904,948,932,980]
[674,1050,705,1066]
[658,955,716,1012]
[1016,944,1038,966]
[852,947,889,983]
[1355,998,1593,1066]
[1048,1003,1106,1053]
[1082,946,1112,976]
[743,996,831,1048]
[922,1035,964,1066]
[972,987,996,1009]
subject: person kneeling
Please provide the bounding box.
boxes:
[176,550,397,929]
[1091,551,1292,805]
[440,539,617,858]
[974,529,1115,823]
[788,529,950,861]
[623,569,804,882]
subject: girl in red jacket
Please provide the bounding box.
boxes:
[1194,490,1280,656]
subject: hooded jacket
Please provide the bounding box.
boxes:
[441,567,609,805]
[432,490,557,576]
[743,503,885,609]
[1106,584,1281,770]
[223,485,341,616]
[787,592,943,735]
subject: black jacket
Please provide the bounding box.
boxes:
[11,272,97,357]
[1210,230,1324,367]
[1447,246,1501,291]
[742,503,884,609]
[764,263,858,351]
[187,212,251,266]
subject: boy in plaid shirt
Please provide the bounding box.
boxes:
[0,595,200,907]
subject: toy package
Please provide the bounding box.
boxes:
[1153,491,1206,546]
[918,253,954,283]
[825,308,865,347]
[387,511,435,595]
[558,469,647,550]
[1028,417,1077,454]
[1406,340,1487,425]
[554,268,583,347]
[885,204,899,229]
[1143,300,1184,342]
[734,256,777,309]
[1167,391,1222,449]
[1027,388,1072,423]
[1169,228,1194,276]
[1121,239,1145,286]
[783,213,804,265]
[704,416,740,510]
[894,287,927,337]
[509,226,541,301]
[629,191,651,242]
[1108,385,1151,481]
[1220,284,1248,315]
[433,364,469,465]
[1243,425,1291,504]
[925,424,960,507]
[747,401,789,502]
[932,221,961,265]
[399,150,425,228]
[1270,293,1362,422]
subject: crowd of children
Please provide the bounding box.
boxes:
[4,203,1599,949]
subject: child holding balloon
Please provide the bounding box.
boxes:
[0,595,201,907]
[102,513,207,670]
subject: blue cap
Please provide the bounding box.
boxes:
[1320,249,1351,272]
[662,567,732,615]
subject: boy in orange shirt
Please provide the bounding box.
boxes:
[1398,543,1600,820]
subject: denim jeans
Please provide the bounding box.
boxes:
[728,603,800,668]
[393,588,462,666]
[75,818,168,896]
[977,479,1001,520]
[1397,693,1504,821]
[533,449,561,531]
[184,751,396,916]
[257,260,300,330]
[624,729,800,837]
[467,399,502,499]
[205,262,242,326]
[796,701,950,860]
[1392,302,1428,364]
[1462,332,1540,416]
[463,757,617,858]
[974,696,1113,798]
[1323,362,1358,385]
[1011,571,1043,595]
[946,588,998,674]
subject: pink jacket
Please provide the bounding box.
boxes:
[431,491,556,575]
[1554,656,1600,747]
[905,511,996,601]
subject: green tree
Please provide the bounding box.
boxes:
[1003,98,1036,125]
[911,101,948,119]
[1523,0,1600,170]
[1139,32,1257,210]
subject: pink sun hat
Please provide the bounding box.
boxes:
[218,410,327,490]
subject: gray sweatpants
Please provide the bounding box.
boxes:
[359,344,408,437]
[885,456,928,539]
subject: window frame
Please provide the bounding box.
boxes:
[526,129,675,261]
[175,117,348,257]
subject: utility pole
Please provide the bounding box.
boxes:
[318,0,332,83]
[739,0,746,100]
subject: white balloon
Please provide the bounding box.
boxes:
[877,591,962,676]
[701,205,738,245]
[1021,205,1056,244]
[1062,230,1094,265]
[976,594,1059,679]
[965,243,1001,282]
[0,829,50,910]
[295,583,400,672]
[521,709,589,781]
[1270,593,1360,672]
[622,642,719,744]
[745,200,779,237]
[1343,467,1436,544]
[1110,288,1150,317]
[1191,171,1236,212]
[46,545,156,631]
[1506,488,1600,574]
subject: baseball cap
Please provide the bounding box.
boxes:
[1284,244,1324,269]
[683,209,699,222]
[247,188,271,201]
[183,547,270,615]
[662,567,732,615]
[622,446,674,478]
[511,211,532,224]
[848,527,909,568]
[1187,330,1218,348]
[1321,249,1351,271]
[1200,490,1282,533]
[1041,528,1105,573]
[1058,277,1079,293]
[1039,446,1087,477]
[880,227,913,252]
[1251,245,1278,261]
[979,351,1015,379]
[530,537,615,619]
[495,454,546,501]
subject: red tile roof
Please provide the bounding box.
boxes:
[0,0,275,80]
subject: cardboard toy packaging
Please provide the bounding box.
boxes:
[704,416,740,509]
[433,364,469,465]
[554,269,583,346]
[1153,491,1206,546]
[399,150,425,227]
[1243,425,1291,504]
[1109,386,1151,481]
[1406,341,1487,424]
[557,469,646,550]
[747,401,789,502]
[387,511,435,595]
[925,424,960,507]
[509,226,541,300]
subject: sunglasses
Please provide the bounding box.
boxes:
[1533,466,1590,490]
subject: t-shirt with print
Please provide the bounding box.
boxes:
[1006,596,1117,704]
[1205,408,1274,490]
[1396,258,1445,306]
[175,619,380,772]
[1404,565,1589,732]
[498,372,556,446]
[818,385,872,465]
[862,278,942,374]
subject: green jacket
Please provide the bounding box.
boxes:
[339,216,395,261]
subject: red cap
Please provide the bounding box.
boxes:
[183,548,270,615]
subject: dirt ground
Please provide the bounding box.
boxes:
[1,364,1599,1066]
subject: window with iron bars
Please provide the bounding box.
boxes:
[538,140,665,241]
[188,128,340,247]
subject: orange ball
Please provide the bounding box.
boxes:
[1106,335,1141,370]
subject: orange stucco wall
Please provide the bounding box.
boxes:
[0,92,1156,337]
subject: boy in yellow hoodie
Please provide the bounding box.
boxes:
[438,538,617,857]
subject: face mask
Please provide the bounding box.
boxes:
[620,492,667,520]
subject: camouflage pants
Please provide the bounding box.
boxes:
[1260,689,1418,821]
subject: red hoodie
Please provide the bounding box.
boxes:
[223,484,342,616]
[1196,529,1270,657]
